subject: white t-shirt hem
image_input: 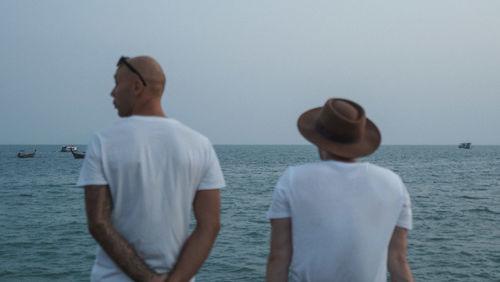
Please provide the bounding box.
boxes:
[198,183,226,190]
[77,181,108,187]
[267,213,291,219]
[396,222,413,230]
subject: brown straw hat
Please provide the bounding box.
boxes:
[297,98,381,159]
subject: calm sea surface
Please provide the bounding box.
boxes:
[0,145,499,281]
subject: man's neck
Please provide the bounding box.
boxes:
[319,149,356,163]
[323,156,356,163]
[131,111,166,117]
[131,99,166,117]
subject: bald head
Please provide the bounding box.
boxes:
[126,56,166,96]
[112,56,167,117]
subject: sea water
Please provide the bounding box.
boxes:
[0,145,499,281]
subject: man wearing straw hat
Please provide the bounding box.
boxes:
[266,98,414,281]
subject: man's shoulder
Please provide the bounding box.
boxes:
[365,162,404,185]
[88,117,213,154]
[283,161,334,179]
[169,119,210,142]
[287,161,321,173]
[292,161,403,183]
[290,161,364,172]
[96,118,208,140]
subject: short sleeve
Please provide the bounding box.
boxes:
[76,133,108,187]
[198,144,226,190]
[267,168,292,219]
[396,183,413,230]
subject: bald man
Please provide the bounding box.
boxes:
[78,56,225,282]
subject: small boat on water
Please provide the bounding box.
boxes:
[17,149,36,158]
[71,149,85,159]
[458,142,471,149]
[61,145,78,152]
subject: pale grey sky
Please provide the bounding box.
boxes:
[1,0,499,145]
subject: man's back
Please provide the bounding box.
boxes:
[268,160,412,282]
[79,116,225,281]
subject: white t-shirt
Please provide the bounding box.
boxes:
[77,116,226,282]
[267,160,412,282]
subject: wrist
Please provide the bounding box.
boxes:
[147,272,169,282]
[165,272,185,282]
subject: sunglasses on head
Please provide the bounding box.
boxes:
[117,56,147,86]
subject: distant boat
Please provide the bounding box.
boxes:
[17,149,36,158]
[458,142,471,149]
[71,149,85,159]
[61,145,78,152]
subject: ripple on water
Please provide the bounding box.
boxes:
[464,206,500,215]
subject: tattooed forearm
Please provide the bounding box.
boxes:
[85,186,158,282]
[91,224,157,282]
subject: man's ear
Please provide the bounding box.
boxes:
[133,79,145,97]
[318,148,327,160]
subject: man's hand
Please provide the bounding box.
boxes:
[266,218,292,282]
[85,185,159,282]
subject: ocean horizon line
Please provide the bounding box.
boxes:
[1,143,499,146]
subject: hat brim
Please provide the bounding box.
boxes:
[297,107,381,159]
